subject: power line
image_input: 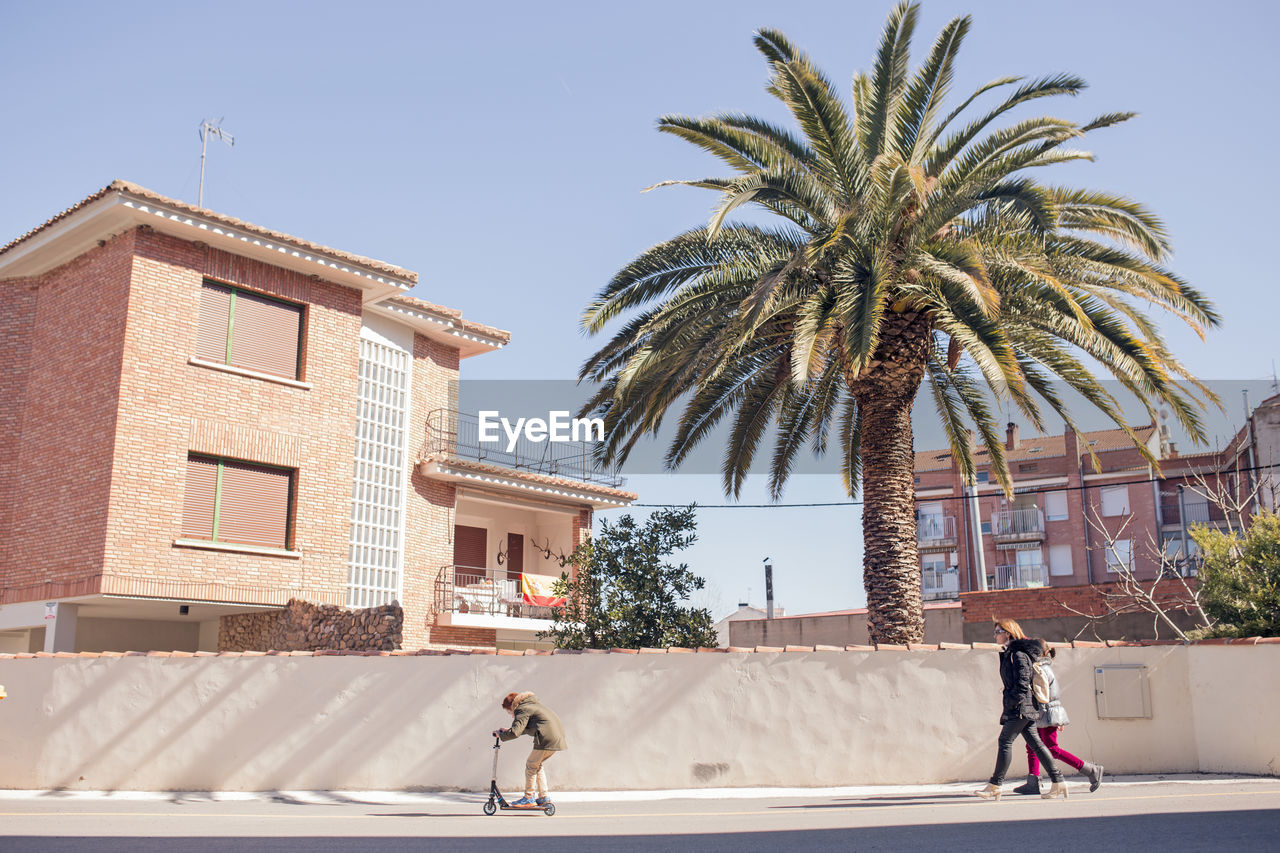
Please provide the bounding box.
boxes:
[615,460,1280,509]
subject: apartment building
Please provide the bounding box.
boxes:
[912,412,1270,641]
[0,181,634,654]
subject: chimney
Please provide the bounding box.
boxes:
[1005,422,1020,451]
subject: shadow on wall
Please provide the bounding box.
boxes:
[0,642,1274,791]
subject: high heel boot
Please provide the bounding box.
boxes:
[1081,762,1104,792]
[974,783,1002,800]
[1041,781,1069,799]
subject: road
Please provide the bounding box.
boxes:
[1,776,1277,851]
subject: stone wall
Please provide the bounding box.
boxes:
[219,598,402,652]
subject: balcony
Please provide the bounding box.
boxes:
[434,565,565,631]
[916,515,957,551]
[993,563,1049,590]
[1159,498,1223,527]
[922,565,960,601]
[991,507,1045,544]
[421,409,623,488]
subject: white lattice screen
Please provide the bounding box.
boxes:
[346,335,410,607]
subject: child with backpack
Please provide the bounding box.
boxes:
[1013,644,1104,794]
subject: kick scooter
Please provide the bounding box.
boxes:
[483,736,556,816]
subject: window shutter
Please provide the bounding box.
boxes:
[195,283,232,364]
[228,290,302,379]
[1101,485,1130,517]
[181,455,219,539]
[216,460,292,548]
[1045,490,1069,520]
[1049,544,1073,576]
[453,525,487,569]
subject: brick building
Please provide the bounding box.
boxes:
[0,181,634,654]
[914,416,1263,642]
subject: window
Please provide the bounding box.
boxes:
[1048,544,1073,576]
[976,471,989,484]
[1100,485,1130,517]
[980,521,992,535]
[1105,538,1132,573]
[182,454,294,549]
[1162,533,1201,560]
[196,281,304,380]
[1018,462,1038,473]
[1045,490,1069,521]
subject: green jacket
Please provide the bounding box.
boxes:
[499,692,566,751]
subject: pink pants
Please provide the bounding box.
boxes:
[1026,726,1083,775]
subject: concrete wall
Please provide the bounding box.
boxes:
[0,643,1275,792]
[730,604,962,647]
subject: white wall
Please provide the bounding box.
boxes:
[0,645,1274,792]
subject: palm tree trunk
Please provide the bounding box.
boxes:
[851,311,931,645]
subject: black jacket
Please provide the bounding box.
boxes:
[998,637,1044,724]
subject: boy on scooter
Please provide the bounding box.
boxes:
[492,691,567,806]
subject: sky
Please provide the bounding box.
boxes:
[4,1,1279,618]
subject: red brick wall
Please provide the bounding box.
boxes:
[1,232,136,599]
[98,227,363,605]
[428,625,497,648]
[960,580,1199,624]
[405,333,461,649]
[0,276,39,582]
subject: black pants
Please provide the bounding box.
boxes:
[989,718,1062,784]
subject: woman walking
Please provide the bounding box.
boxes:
[1013,645,1104,794]
[975,619,1067,800]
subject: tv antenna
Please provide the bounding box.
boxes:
[198,118,235,207]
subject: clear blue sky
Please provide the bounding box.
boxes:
[4,1,1278,617]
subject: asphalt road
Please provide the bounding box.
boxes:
[1,777,1277,852]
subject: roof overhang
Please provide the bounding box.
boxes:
[367,299,506,359]
[0,187,415,303]
[419,457,634,510]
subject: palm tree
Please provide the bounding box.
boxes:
[578,2,1219,644]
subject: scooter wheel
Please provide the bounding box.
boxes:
[483,801,497,816]
[543,802,556,816]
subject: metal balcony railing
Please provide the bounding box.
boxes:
[434,565,564,621]
[991,507,1045,540]
[421,409,624,488]
[1159,499,1220,526]
[916,515,957,548]
[921,565,960,600]
[993,563,1050,590]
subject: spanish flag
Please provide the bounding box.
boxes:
[521,573,566,608]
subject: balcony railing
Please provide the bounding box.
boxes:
[421,409,623,488]
[1159,499,1222,526]
[991,507,1045,542]
[916,515,957,550]
[922,565,960,601]
[434,564,564,621]
[993,563,1049,590]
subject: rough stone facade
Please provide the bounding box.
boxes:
[219,598,402,652]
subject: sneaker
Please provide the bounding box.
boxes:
[535,797,551,806]
[511,796,535,806]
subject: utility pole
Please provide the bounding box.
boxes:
[198,118,234,207]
